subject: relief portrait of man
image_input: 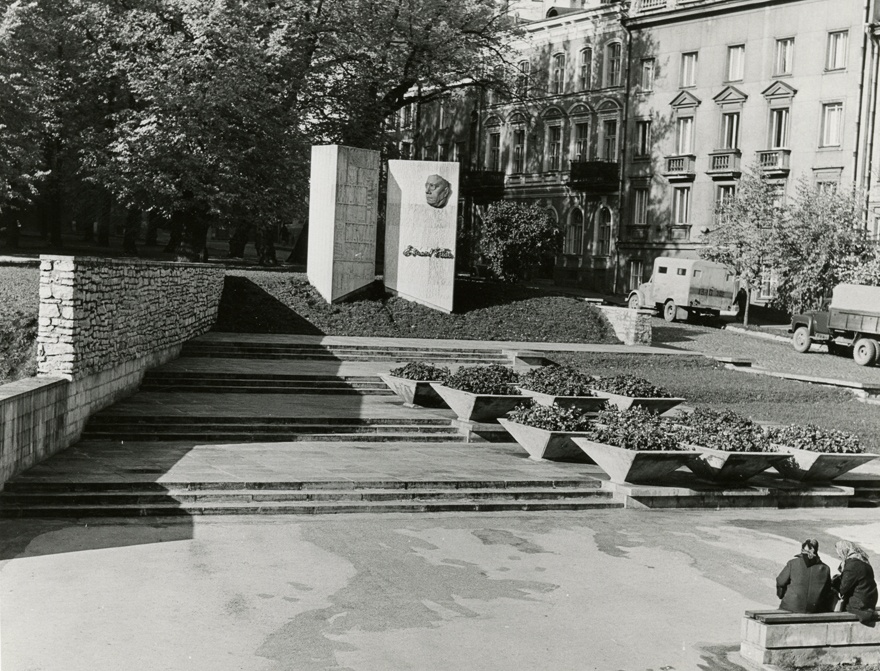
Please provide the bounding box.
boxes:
[425,174,452,209]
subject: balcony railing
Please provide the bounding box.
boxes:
[756,149,791,176]
[663,154,696,180]
[567,160,620,192]
[632,0,721,14]
[706,149,741,177]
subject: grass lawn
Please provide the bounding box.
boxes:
[216,271,620,344]
[550,352,880,452]
[0,265,39,384]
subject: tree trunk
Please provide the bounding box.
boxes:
[254,225,277,266]
[227,225,249,258]
[287,222,308,265]
[96,191,112,246]
[145,210,160,246]
[164,212,183,253]
[122,208,140,255]
[176,207,210,262]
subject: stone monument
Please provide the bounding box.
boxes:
[307,145,380,303]
[384,160,459,313]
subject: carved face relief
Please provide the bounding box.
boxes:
[425,174,452,209]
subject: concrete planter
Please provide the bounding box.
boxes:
[379,374,447,408]
[497,419,594,461]
[571,438,696,484]
[772,445,878,483]
[517,388,609,413]
[590,390,685,415]
[688,445,787,483]
[430,384,529,422]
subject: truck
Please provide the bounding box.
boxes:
[790,283,880,366]
[627,257,738,322]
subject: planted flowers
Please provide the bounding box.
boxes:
[766,424,864,454]
[442,364,521,395]
[518,365,597,397]
[586,406,683,451]
[506,402,594,432]
[590,374,673,398]
[388,362,451,382]
[669,407,774,452]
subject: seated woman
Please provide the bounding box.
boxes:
[776,539,833,613]
[833,540,879,624]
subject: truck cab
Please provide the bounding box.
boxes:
[627,257,738,322]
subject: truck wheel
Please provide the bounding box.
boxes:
[663,300,677,322]
[627,294,640,310]
[791,326,812,353]
[853,338,878,366]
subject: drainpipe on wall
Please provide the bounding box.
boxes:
[864,22,880,218]
[615,11,634,297]
[856,0,873,191]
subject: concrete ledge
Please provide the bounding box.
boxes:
[451,419,517,443]
[728,364,880,393]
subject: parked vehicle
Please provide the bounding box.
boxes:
[627,257,738,322]
[790,283,880,366]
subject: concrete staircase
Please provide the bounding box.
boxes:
[139,371,394,395]
[0,479,619,517]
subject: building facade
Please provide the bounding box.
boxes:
[400,0,880,296]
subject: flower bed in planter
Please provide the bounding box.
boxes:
[517,365,609,413]
[380,362,451,408]
[430,364,528,422]
[571,407,697,484]
[766,424,878,482]
[499,403,596,461]
[588,374,685,415]
[670,408,786,483]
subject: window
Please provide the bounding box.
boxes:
[673,187,690,225]
[547,125,562,170]
[721,112,740,149]
[573,122,589,162]
[633,188,649,225]
[716,184,736,211]
[727,45,745,81]
[551,54,565,95]
[565,209,583,255]
[775,38,794,76]
[640,59,655,91]
[676,116,694,154]
[602,119,618,160]
[438,102,447,129]
[628,260,643,292]
[605,43,622,87]
[516,60,530,97]
[453,141,464,162]
[438,143,448,161]
[636,120,651,157]
[658,266,668,274]
[826,30,848,71]
[597,208,612,256]
[759,265,778,299]
[401,142,412,159]
[512,129,525,173]
[770,107,790,148]
[579,48,592,90]
[681,52,697,87]
[676,268,687,276]
[821,102,843,147]
[402,105,413,129]
[488,132,500,171]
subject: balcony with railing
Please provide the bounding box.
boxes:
[756,149,791,177]
[566,160,620,192]
[662,154,696,181]
[461,170,506,203]
[706,149,741,179]
[632,0,720,15]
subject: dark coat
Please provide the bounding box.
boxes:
[777,554,833,613]
[836,558,878,623]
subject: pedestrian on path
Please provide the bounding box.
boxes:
[776,539,833,613]
[832,540,879,624]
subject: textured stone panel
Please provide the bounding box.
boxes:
[384,160,459,313]
[307,145,380,303]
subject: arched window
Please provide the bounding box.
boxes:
[551,53,566,95]
[596,207,613,256]
[516,61,531,97]
[604,42,622,88]
[565,209,584,255]
[579,47,593,91]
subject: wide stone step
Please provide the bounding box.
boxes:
[141,374,383,383]
[178,352,509,362]
[184,344,506,355]
[75,432,467,443]
[82,423,461,435]
[84,416,454,426]
[138,386,394,395]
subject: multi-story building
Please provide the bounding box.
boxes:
[402,0,880,297]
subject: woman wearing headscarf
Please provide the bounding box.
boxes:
[776,539,833,613]
[833,540,878,624]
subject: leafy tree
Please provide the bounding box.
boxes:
[479,201,562,282]
[839,249,880,286]
[701,166,786,325]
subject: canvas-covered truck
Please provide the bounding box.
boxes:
[627,257,738,322]
[790,283,880,366]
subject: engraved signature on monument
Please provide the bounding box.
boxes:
[402,245,454,259]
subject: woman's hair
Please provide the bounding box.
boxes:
[836,540,871,565]
[801,539,819,558]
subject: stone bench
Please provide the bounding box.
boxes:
[741,608,880,669]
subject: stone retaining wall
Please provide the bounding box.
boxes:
[596,305,652,346]
[1,256,224,487]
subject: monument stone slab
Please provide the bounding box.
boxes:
[307,145,380,303]
[384,160,459,313]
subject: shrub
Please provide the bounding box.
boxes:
[767,424,864,454]
[388,362,451,382]
[590,374,672,398]
[506,402,595,432]
[442,364,521,395]
[586,406,683,451]
[478,201,563,283]
[670,407,774,452]
[518,365,597,396]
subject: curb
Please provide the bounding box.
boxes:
[723,324,791,344]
